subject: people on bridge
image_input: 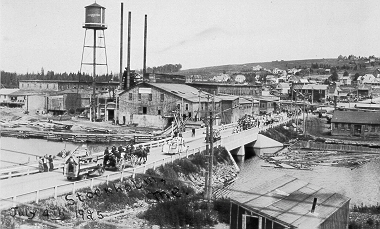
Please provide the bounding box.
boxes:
[42,157,48,172]
[48,155,54,171]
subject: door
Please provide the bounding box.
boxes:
[242,214,260,229]
[354,125,361,136]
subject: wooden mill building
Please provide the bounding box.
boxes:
[117,82,221,129]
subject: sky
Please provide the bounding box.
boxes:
[1,0,380,75]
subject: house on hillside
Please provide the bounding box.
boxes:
[212,74,230,82]
[117,82,221,128]
[275,83,290,95]
[331,110,380,138]
[357,74,376,84]
[234,74,246,83]
[252,65,263,71]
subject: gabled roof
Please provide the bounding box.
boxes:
[121,82,221,103]
[0,88,19,95]
[331,110,380,124]
[8,90,45,96]
[253,134,283,148]
[238,97,251,104]
[230,175,350,228]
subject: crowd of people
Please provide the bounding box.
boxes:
[38,155,54,172]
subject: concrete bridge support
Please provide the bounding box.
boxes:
[230,146,246,163]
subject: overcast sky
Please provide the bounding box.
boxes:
[1,0,380,75]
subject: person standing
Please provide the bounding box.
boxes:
[38,157,44,172]
[192,128,195,137]
[48,155,54,171]
[42,157,48,172]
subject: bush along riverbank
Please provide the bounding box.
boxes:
[1,146,238,228]
[349,204,380,229]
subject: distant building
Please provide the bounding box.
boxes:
[292,84,328,102]
[148,73,186,84]
[0,88,20,107]
[252,65,263,71]
[218,95,256,124]
[234,74,246,83]
[331,110,380,138]
[230,175,350,229]
[275,83,290,95]
[19,80,119,92]
[186,82,262,97]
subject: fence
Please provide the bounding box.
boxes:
[295,141,380,153]
[0,141,222,210]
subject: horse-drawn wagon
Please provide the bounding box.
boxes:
[63,154,105,180]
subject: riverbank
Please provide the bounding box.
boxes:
[0,146,238,228]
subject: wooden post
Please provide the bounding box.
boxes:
[106,175,110,185]
[120,171,124,182]
[72,182,76,194]
[35,190,39,204]
[54,186,57,199]
[12,196,16,207]
[153,161,156,170]
[90,178,94,189]
[143,164,146,173]
[132,168,136,179]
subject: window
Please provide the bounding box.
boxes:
[148,94,152,101]
[129,93,132,100]
[177,104,181,110]
[158,110,161,115]
[160,93,164,102]
[371,125,375,132]
[185,104,189,111]
[138,93,141,100]
[142,107,147,114]
[335,123,338,129]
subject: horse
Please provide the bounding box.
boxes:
[134,145,149,164]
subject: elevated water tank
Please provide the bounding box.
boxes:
[83,3,107,29]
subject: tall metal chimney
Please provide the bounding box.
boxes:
[126,11,131,90]
[119,2,124,85]
[311,198,318,213]
[143,14,147,79]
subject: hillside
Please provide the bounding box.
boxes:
[178,58,377,76]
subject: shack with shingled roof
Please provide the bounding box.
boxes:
[331,110,380,138]
[229,175,350,229]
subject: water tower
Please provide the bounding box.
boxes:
[80,2,108,121]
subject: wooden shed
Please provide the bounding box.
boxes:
[229,175,350,229]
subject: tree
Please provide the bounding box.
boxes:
[330,71,338,82]
[353,73,360,81]
[343,71,349,76]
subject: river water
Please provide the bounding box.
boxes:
[0,137,116,168]
[232,154,380,206]
[1,137,379,206]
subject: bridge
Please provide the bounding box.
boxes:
[0,116,294,210]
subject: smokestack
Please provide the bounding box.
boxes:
[311,198,318,213]
[119,2,124,86]
[143,14,147,79]
[126,11,131,90]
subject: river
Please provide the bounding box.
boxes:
[232,153,380,206]
[0,137,118,168]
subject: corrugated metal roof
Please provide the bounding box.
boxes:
[230,175,350,228]
[331,110,380,124]
[8,90,45,96]
[0,88,19,95]
[148,83,221,103]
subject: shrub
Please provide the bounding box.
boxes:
[213,198,230,224]
[191,153,207,168]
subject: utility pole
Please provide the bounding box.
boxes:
[207,92,215,203]
[204,95,210,199]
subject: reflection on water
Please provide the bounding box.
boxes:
[232,155,380,206]
[0,137,126,168]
